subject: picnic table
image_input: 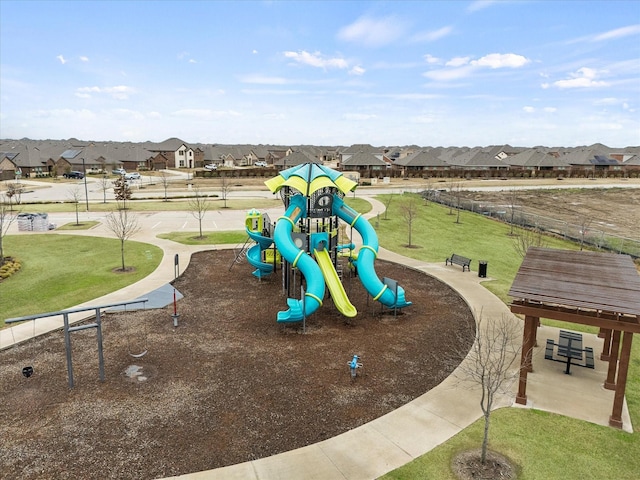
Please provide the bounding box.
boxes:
[544,330,595,374]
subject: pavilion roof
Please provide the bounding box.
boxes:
[509,247,640,317]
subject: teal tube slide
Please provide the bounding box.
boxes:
[245,228,274,278]
[273,195,325,323]
[332,196,412,309]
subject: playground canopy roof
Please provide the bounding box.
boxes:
[265,163,358,197]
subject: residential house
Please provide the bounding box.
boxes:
[146,138,203,169]
[393,148,450,177]
[340,151,389,177]
[272,150,319,169]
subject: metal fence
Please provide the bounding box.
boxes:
[424,190,640,258]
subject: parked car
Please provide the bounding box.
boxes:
[63,171,84,179]
[124,172,141,180]
[254,161,268,167]
[204,164,218,170]
[113,168,126,176]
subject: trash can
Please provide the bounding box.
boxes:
[478,261,488,278]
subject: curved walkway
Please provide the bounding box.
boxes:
[1,197,631,480]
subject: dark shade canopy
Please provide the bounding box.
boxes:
[509,248,640,317]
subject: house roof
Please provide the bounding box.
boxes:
[341,151,387,167]
[147,137,189,152]
[394,150,450,167]
[273,150,318,166]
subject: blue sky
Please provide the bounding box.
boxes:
[1,0,639,147]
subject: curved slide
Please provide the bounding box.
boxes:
[273,195,325,323]
[246,228,274,278]
[333,195,412,309]
[314,248,357,318]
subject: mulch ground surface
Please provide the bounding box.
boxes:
[1,249,474,479]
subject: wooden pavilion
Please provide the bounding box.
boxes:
[509,247,640,429]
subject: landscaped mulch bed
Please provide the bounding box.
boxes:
[0,249,474,479]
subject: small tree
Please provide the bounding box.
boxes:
[68,186,83,225]
[97,174,111,204]
[507,188,519,236]
[512,226,548,259]
[112,176,132,209]
[5,182,23,211]
[382,191,395,220]
[158,170,171,202]
[447,312,522,465]
[577,215,592,251]
[105,204,140,272]
[220,173,232,208]
[188,186,210,239]
[0,195,18,263]
[399,195,419,248]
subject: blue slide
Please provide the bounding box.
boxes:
[273,195,325,322]
[246,228,275,278]
[332,195,412,309]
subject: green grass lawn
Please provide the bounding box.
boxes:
[376,193,639,480]
[158,230,247,245]
[1,235,162,325]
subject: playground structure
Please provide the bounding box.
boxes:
[245,163,411,323]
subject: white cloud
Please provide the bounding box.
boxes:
[551,67,609,89]
[424,54,440,64]
[56,54,67,64]
[252,50,258,54]
[412,26,453,42]
[593,24,640,42]
[349,65,365,76]
[423,65,475,81]
[284,50,348,69]
[75,85,135,100]
[80,56,89,62]
[337,15,405,47]
[424,52,529,82]
[543,107,557,113]
[523,106,535,113]
[446,56,471,67]
[470,53,530,68]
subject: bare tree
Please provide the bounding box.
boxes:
[68,186,83,225]
[399,195,419,248]
[188,186,210,239]
[382,191,394,220]
[512,226,548,259]
[105,204,141,272]
[0,195,18,263]
[97,174,111,204]
[5,182,23,211]
[577,215,592,251]
[158,171,172,202]
[447,312,522,465]
[507,188,519,236]
[220,173,232,208]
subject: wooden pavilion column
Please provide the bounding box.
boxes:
[516,315,537,405]
[604,329,621,390]
[600,328,612,361]
[609,331,634,429]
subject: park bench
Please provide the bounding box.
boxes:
[446,254,471,272]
